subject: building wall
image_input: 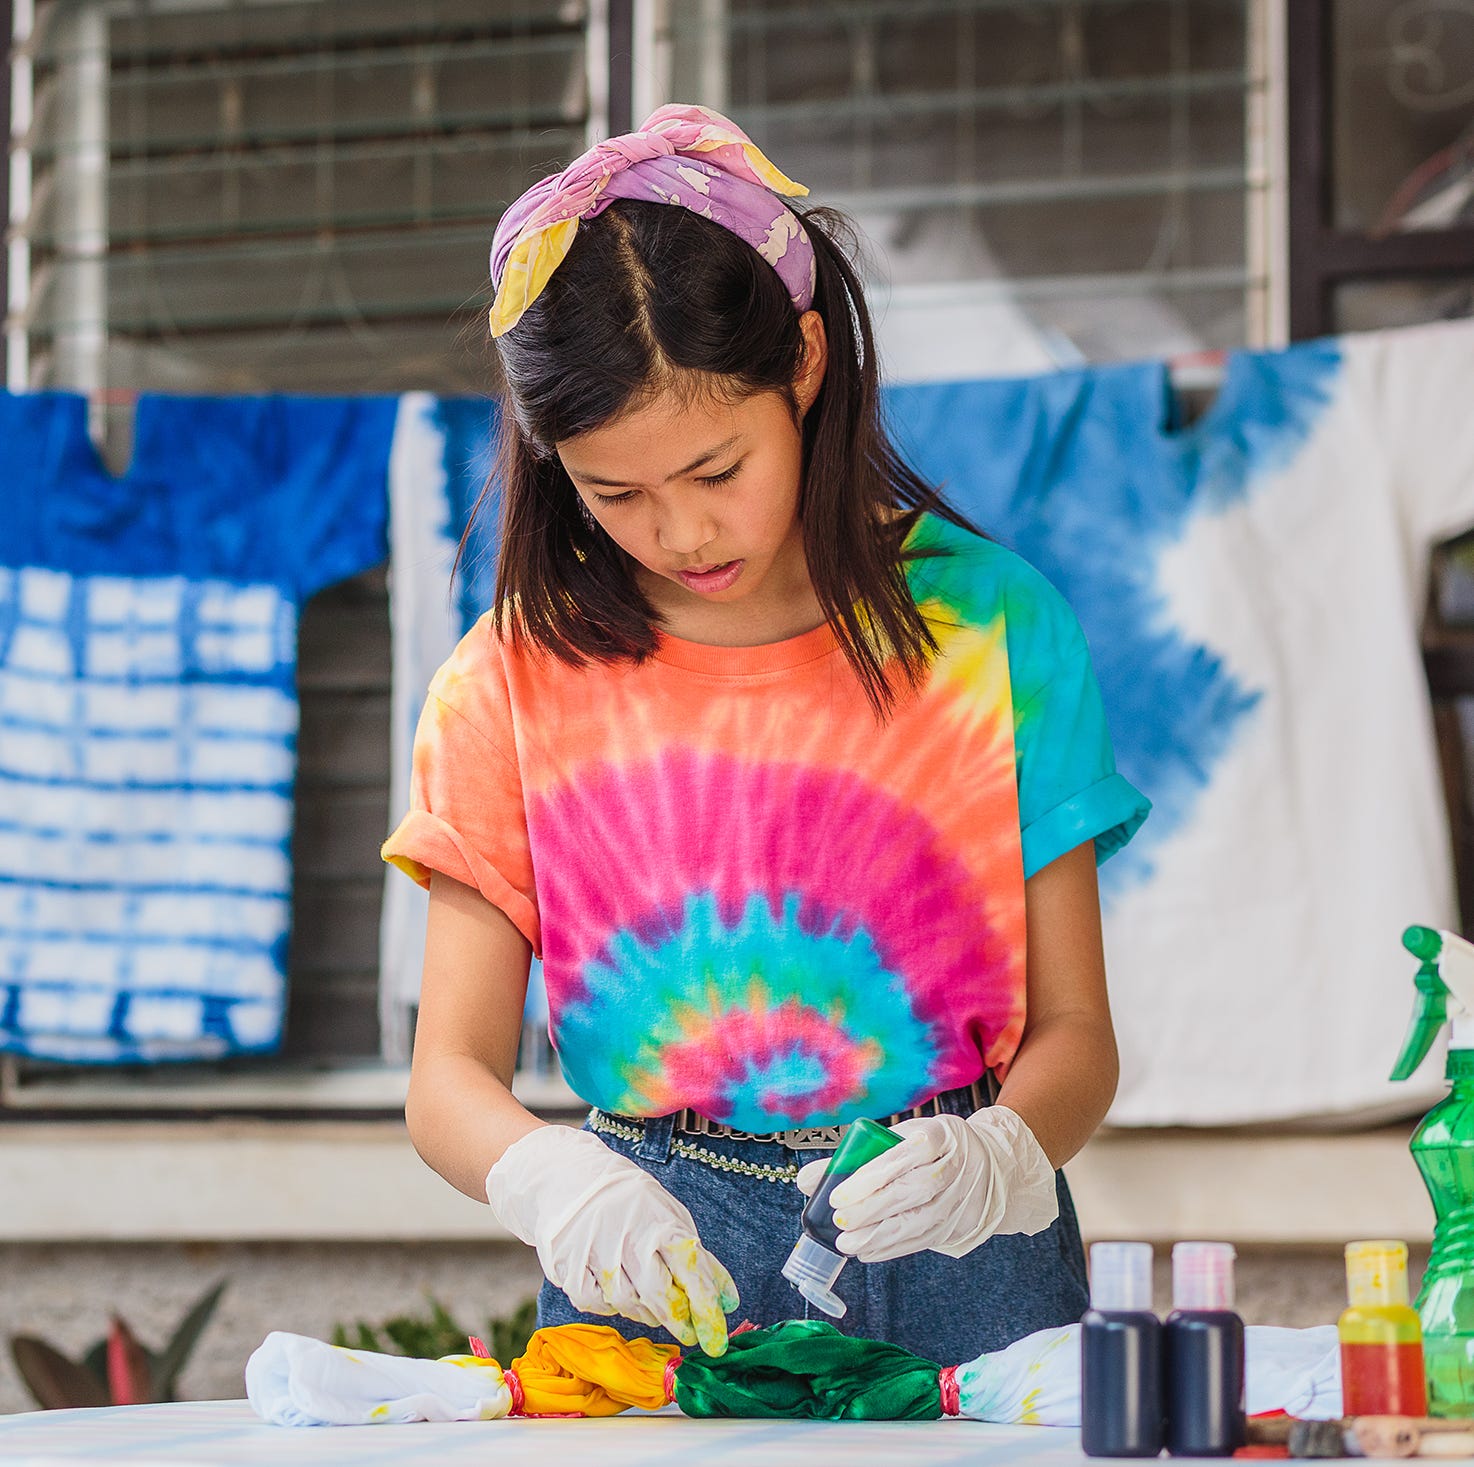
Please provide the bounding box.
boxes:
[0,1241,545,1415]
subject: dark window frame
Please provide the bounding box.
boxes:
[1285,0,1474,340]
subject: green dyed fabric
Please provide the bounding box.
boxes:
[673,1320,943,1421]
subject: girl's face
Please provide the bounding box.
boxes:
[555,312,828,626]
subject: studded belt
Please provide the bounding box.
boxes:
[599,1078,993,1152]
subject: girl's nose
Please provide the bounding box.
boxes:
[657,510,718,557]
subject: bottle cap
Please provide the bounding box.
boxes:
[1345,1240,1411,1307]
[1090,1242,1154,1312]
[1172,1241,1236,1310]
[781,1235,847,1318]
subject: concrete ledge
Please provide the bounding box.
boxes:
[0,1118,1430,1245]
[0,1121,503,1243]
[1067,1124,1428,1244]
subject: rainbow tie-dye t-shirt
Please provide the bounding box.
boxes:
[383,516,1148,1131]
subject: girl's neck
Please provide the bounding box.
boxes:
[639,537,828,649]
[657,590,829,648]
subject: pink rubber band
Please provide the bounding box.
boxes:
[503,1366,525,1417]
[467,1335,492,1359]
[664,1356,681,1404]
[938,1365,961,1417]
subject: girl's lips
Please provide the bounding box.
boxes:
[676,559,744,593]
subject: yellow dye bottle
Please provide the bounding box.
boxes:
[1338,1240,1427,1418]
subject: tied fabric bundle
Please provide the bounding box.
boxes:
[246,1323,678,1425]
[671,1319,945,1420]
[247,1318,1342,1427]
[488,103,815,336]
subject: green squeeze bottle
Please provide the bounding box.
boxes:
[1390,924,1474,1415]
[782,1118,903,1319]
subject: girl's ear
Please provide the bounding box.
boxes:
[795,310,829,417]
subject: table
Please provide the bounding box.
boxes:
[0,1398,1096,1466]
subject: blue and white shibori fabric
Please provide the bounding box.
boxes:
[0,392,396,1062]
[888,318,1474,1125]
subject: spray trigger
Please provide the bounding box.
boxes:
[1392,925,1474,1082]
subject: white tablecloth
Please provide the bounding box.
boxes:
[0,1398,1094,1466]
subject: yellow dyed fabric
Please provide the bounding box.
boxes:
[510,1324,678,1416]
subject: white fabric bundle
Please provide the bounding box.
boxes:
[245,1331,512,1426]
[955,1322,1342,1426]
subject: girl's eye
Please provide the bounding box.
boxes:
[698,461,742,486]
[591,489,638,506]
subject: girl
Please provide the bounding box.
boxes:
[383,105,1149,1367]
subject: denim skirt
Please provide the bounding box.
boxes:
[535,1086,1089,1367]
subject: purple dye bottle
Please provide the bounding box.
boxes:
[1164,1242,1246,1458]
[1082,1242,1164,1457]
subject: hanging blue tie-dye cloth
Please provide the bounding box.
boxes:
[887,320,1474,1126]
[0,392,396,1062]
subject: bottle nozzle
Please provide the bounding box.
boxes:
[1345,1240,1412,1308]
[782,1235,847,1318]
[1090,1241,1154,1312]
[1172,1241,1236,1311]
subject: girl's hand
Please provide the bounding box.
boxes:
[792,1106,1058,1262]
[485,1126,738,1354]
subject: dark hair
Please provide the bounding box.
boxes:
[466,197,982,717]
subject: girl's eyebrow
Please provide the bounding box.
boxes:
[567,435,743,488]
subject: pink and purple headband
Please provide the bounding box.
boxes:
[488,104,816,337]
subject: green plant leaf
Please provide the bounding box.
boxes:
[373,1295,469,1359]
[9,1336,111,1410]
[327,1294,536,1363]
[335,1322,382,1353]
[151,1279,227,1399]
[82,1339,109,1388]
[487,1299,538,1364]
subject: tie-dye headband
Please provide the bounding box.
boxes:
[488,104,816,337]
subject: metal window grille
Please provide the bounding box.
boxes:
[652,0,1282,374]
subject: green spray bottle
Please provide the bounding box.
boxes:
[1390,924,1474,1415]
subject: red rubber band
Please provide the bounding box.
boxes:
[503,1366,525,1417]
[467,1335,492,1359]
[664,1356,681,1404]
[938,1365,961,1417]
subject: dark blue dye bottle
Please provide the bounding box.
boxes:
[1081,1241,1164,1457]
[1164,1242,1246,1457]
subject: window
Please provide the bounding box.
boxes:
[2,0,1285,1111]
[656,0,1276,377]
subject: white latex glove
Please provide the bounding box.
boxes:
[485,1126,738,1354]
[794,1107,1059,1262]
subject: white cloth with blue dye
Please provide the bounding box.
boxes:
[378,394,558,1065]
[380,394,500,1060]
[0,393,395,1062]
[889,318,1474,1123]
